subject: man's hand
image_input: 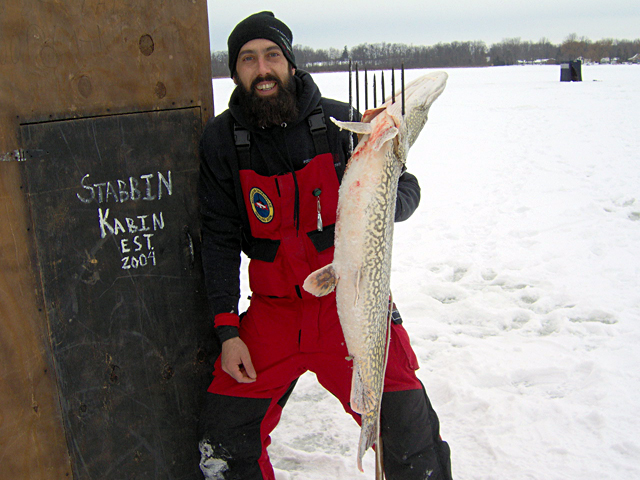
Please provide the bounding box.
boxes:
[221,337,257,383]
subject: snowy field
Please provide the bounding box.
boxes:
[211,64,640,480]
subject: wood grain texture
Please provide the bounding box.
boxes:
[1,0,213,154]
[0,162,72,478]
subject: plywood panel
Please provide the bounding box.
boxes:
[0,163,72,478]
[1,1,216,476]
[0,0,213,155]
[17,108,218,479]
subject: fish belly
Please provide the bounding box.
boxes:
[333,141,402,468]
[333,147,397,365]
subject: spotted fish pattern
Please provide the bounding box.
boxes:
[303,71,448,474]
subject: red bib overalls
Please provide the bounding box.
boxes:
[206,153,424,479]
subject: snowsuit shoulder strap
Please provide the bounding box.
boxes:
[232,104,331,166]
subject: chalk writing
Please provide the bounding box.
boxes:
[77,171,172,204]
[97,208,165,238]
[120,234,157,270]
[78,170,173,270]
[96,208,165,270]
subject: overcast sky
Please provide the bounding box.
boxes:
[206,0,640,52]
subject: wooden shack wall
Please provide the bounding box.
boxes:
[0,162,72,478]
[0,1,215,478]
[1,0,213,155]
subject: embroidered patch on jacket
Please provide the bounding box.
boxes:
[249,187,274,223]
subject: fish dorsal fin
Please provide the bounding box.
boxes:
[330,117,373,135]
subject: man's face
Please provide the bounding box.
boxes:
[234,38,295,97]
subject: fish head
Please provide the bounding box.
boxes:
[384,71,448,163]
[329,71,447,163]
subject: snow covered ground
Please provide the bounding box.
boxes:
[211,64,640,480]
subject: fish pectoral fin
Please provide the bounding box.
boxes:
[302,264,339,297]
[350,363,378,415]
[330,117,373,135]
[372,124,399,152]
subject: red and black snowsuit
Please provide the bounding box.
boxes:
[198,70,452,480]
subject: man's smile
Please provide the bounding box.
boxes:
[255,81,278,95]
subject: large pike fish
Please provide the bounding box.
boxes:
[303,71,448,474]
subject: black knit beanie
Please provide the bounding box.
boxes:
[227,11,297,78]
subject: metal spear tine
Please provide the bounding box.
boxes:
[391,67,395,104]
[355,63,360,113]
[401,61,405,116]
[373,73,377,108]
[364,68,368,111]
[349,60,353,121]
[381,70,385,104]
[348,59,354,156]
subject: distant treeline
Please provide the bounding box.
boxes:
[211,34,640,77]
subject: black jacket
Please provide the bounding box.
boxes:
[198,70,421,324]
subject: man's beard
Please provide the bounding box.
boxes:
[237,71,299,129]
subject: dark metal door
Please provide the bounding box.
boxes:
[20,108,217,479]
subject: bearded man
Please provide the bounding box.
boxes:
[197,11,452,480]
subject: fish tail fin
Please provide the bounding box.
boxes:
[350,363,377,414]
[302,264,338,297]
[357,410,380,472]
[350,364,365,414]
